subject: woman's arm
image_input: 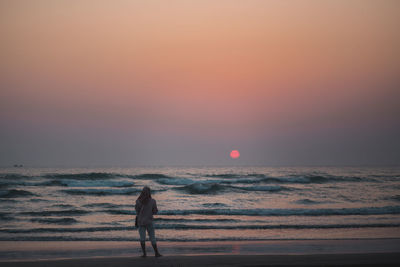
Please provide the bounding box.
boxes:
[152,199,158,214]
[135,200,142,213]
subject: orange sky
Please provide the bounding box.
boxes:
[1,1,399,166]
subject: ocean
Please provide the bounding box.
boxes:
[1,166,400,242]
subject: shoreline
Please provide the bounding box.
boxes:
[1,238,400,262]
[1,253,400,266]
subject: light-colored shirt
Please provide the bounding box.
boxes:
[135,198,158,226]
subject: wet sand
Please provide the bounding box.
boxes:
[2,239,400,259]
[1,253,400,267]
[1,239,400,266]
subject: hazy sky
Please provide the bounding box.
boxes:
[1,0,399,166]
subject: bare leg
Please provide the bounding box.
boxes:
[152,243,162,257]
[140,241,146,257]
[147,223,161,257]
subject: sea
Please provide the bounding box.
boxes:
[1,166,400,242]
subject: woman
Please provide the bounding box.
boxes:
[135,186,162,257]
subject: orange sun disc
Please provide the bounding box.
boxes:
[230,150,240,159]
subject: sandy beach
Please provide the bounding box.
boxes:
[1,253,400,267]
[1,239,400,266]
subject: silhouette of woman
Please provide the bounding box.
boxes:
[135,186,162,257]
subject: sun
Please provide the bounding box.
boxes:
[230,150,240,159]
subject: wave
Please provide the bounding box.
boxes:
[43,172,124,180]
[203,173,374,183]
[83,203,123,209]
[30,217,78,225]
[176,183,291,194]
[370,174,400,180]
[61,188,141,196]
[1,171,378,185]
[177,183,225,194]
[388,195,400,202]
[295,199,325,205]
[51,204,76,209]
[133,173,171,179]
[261,175,376,184]
[0,180,32,188]
[39,179,134,188]
[202,202,228,207]
[41,172,174,180]
[99,205,400,217]
[205,174,242,178]
[157,206,400,216]
[204,173,269,178]
[8,171,206,184]
[196,173,377,186]
[0,189,36,198]
[29,198,49,202]
[158,177,263,186]
[218,178,267,184]
[0,174,29,179]
[21,209,90,216]
[232,185,290,192]
[262,177,312,183]
[154,218,238,222]
[103,209,134,215]
[0,212,14,221]
[37,180,65,186]
[2,223,400,234]
[0,184,9,189]
[157,177,194,185]
[0,226,133,233]
[179,175,374,186]
[154,223,400,230]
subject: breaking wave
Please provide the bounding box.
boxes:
[158,206,400,216]
[21,209,90,216]
[1,167,399,242]
[0,189,36,198]
[157,177,194,185]
[133,173,171,179]
[40,179,134,188]
[30,217,78,225]
[0,212,14,221]
[41,172,172,181]
[43,172,126,180]
[176,183,291,194]
[295,199,325,205]
[0,174,30,179]
[83,203,123,209]
[2,223,400,234]
[61,188,141,196]
[261,175,376,184]
[177,183,225,194]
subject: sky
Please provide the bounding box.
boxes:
[0,0,399,167]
